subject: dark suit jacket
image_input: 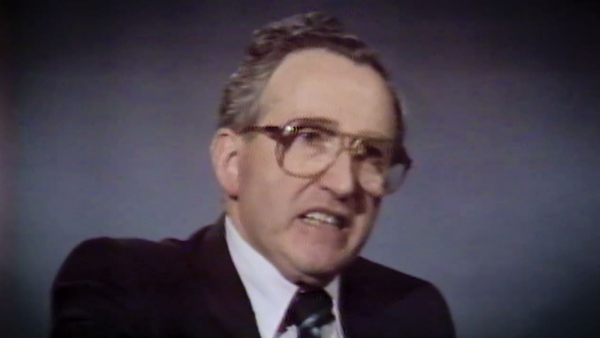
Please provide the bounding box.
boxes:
[51,218,455,338]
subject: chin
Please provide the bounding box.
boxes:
[295,251,353,278]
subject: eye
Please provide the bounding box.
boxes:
[363,143,385,159]
[294,127,333,144]
[361,142,392,171]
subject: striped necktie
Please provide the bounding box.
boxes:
[284,287,335,338]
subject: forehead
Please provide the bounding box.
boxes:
[258,49,397,138]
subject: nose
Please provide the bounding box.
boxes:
[317,150,358,197]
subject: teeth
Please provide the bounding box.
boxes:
[303,212,341,226]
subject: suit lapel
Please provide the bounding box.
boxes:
[339,263,372,338]
[185,217,261,338]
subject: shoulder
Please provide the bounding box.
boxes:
[343,257,451,315]
[54,225,213,288]
[51,226,218,336]
[63,235,187,264]
[343,257,456,337]
[345,256,432,294]
[56,237,178,280]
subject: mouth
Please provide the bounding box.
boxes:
[298,209,350,230]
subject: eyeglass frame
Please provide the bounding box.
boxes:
[237,117,413,195]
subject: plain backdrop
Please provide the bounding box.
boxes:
[5,1,600,337]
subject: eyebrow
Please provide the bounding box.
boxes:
[292,116,339,128]
[354,130,393,141]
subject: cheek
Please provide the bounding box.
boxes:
[353,199,380,236]
[240,144,275,189]
[239,146,293,218]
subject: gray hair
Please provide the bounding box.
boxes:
[217,11,406,143]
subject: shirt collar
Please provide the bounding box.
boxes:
[225,216,340,338]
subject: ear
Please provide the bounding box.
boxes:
[210,128,243,198]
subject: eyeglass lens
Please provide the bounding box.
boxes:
[278,125,404,195]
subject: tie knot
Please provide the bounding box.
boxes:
[285,287,335,337]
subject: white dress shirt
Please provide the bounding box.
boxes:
[225,217,345,338]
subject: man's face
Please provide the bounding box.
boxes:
[230,49,397,284]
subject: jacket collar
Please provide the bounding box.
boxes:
[339,258,375,338]
[185,215,261,338]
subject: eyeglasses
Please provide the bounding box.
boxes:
[239,117,412,196]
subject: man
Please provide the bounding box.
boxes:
[51,12,455,338]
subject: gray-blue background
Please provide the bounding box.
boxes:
[6,1,600,337]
